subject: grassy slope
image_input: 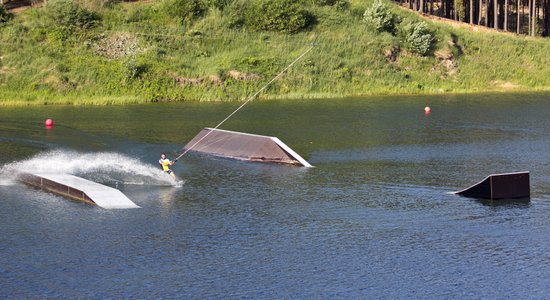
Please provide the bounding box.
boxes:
[0,0,549,105]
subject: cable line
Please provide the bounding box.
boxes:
[173,42,317,163]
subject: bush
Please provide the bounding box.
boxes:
[75,0,117,11]
[313,0,348,10]
[124,57,147,80]
[225,0,247,28]
[162,0,207,22]
[400,21,434,56]
[204,0,234,10]
[125,6,153,23]
[0,4,14,24]
[362,0,400,34]
[245,0,314,33]
[44,0,100,31]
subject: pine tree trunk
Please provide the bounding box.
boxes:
[453,0,457,19]
[532,0,536,35]
[470,0,474,23]
[477,0,481,24]
[479,0,485,24]
[485,0,491,27]
[544,0,550,36]
[517,0,521,33]
[494,0,499,28]
[528,0,532,34]
[504,0,508,30]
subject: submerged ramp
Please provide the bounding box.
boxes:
[18,173,140,209]
[454,171,530,200]
[183,128,312,167]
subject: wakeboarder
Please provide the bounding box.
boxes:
[159,153,177,180]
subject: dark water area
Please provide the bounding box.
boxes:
[1,93,550,298]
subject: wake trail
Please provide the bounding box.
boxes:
[0,150,176,186]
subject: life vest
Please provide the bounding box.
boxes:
[159,158,171,171]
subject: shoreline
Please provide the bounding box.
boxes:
[1,88,549,107]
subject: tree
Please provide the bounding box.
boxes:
[470,0,474,24]
[531,0,536,36]
[485,0,491,27]
[494,0,498,28]
[517,0,521,33]
[401,21,434,55]
[392,0,545,36]
[363,0,401,33]
[479,0,484,25]
[527,0,533,35]
[504,0,508,30]
[544,0,550,36]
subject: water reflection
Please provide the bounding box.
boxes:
[474,197,531,208]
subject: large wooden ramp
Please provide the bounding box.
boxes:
[18,173,140,209]
[454,171,530,200]
[183,128,312,167]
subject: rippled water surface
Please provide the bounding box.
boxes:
[1,93,550,298]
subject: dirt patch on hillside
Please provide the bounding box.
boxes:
[492,80,521,90]
[93,32,140,59]
[175,70,260,87]
[227,70,261,81]
[176,75,223,86]
[434,49,458,77]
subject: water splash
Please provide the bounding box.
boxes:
[1,150,175,186]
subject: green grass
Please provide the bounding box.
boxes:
[0,0,549,106]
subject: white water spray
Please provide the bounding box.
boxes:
[0,150,175,186]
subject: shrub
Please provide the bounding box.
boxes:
[75,0,117,11]
[162,0,207,22]
[362,0,400,34]
[204,0,234,10]
[125,6,153,23]
[44,0,100,31]
[225,0,247,28]
[0,4,13,24]
[124,57,147,80]
[245,0,314,33]
[400,21,434,56]
[313,0,349,10]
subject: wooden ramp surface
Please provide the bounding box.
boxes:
[19,173,140,209]
[183,128,312,167]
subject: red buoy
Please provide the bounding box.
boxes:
[424,106,431,113]
[45,118,53,127]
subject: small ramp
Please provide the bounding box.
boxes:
[183,128,312,167]
[18,173,140,209]
[454,171,530,200]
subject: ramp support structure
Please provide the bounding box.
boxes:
[454,171,530,200]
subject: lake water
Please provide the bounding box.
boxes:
[1,93,550,298]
